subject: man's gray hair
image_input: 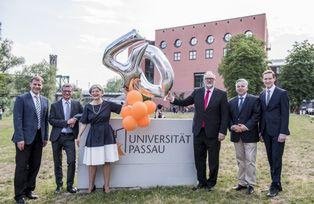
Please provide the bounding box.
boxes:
[61,83,73,91]
[235,78,249,86]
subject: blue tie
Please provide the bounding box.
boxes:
[238,96,244,111]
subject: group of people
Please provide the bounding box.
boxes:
[167,70,289,197]
[11,69,289,203]
[12,76,122,204]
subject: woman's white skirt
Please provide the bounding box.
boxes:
[83,144,119,165]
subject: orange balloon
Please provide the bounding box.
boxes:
[137,115,151,127]
[131,101,148,120]
[126,90,143,105]
[120,105,133,118]
[122,116,137,131]
[144,100,157,115]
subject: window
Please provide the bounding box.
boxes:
[174,39,182,47]
[223,48,228,56]
[224,33,232,42]
[144,59,154,83]
[245,30,253,37]
[174,52,181,61]
[190,37,198,46]
[189,50,197,60]
[205,49,213,59]
[206,35,214,44]
[160,41,167,49]
[194,73,205,88]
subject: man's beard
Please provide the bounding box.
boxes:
[205,83,213,89]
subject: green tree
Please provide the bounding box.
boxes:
[104,77,123,92]
[218,34,267,98]
[279,40,314,112]
[72,84,82,100]
[14,60,57,100]
[0,39,25,73]
[0,38,24,109]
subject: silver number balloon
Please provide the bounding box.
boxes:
[103,29,174,98]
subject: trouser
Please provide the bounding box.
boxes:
[263,132,285,186]
[14,130,43,201]
[52,133,76,188]
[194,128,221,187]
[234,140,257,186]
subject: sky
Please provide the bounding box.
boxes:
[1,0,314,90]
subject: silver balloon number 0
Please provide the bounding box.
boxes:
[103,29,174,98]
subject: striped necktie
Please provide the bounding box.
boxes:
[266,89,271,105]
[34,95,41,129]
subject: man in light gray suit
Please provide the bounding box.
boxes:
[12,75,49,204]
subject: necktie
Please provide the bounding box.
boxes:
[34,95,41,129]
[64,101,72,133]
[202,89,211,128]
[266,89,271,105]
[64,101,70,121]
[204,89,210,109]
[238,96,244,111]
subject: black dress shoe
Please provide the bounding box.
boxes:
[67,186,78,193]
[15,197,25,204]
[232,184,247,191]
[267,186,279,197]
[278,185,283,191]
[246,185,254,194]
[55,186,62,194]
[192,184,207,191]
[25,191,39,199]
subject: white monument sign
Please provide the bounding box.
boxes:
[77,118,197,189]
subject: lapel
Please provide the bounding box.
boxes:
[58,99,65,119]
[27,92,37,113]
[199,87,205,110]
[70,100,75,117]
[39,95,46,118]
[261,90,267,108]
[267,87,279,109]
[232,97,240,116]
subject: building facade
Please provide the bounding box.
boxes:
[148,13,269,97]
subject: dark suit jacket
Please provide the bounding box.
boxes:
[49,99,83,142]
[259,87,290,137]
[228,94,260,143]
[172,87,229,138]
[12,92,49,144]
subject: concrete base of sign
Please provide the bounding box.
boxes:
[77,118,197,189]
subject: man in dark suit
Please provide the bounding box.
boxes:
[49,83,83,194]
[228,79,260,195]
[12,75,49,204]
[167,71,228,190]
[259,70,290,197]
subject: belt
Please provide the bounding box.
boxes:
[60,132,73,136]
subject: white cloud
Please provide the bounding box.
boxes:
[12,41,53,65]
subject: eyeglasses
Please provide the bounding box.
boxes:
[204,78,215,80]
[62,90,72,93]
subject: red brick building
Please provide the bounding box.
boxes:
[145,13,269,99]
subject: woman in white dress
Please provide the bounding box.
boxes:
[77,84,122,193]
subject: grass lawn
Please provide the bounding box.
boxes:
[0,113,313,203]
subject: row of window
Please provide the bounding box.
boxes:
[173,48,228,61]
[160,30,253,49]
[143,69,213,89]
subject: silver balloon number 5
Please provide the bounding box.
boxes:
[102,29,174,98]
